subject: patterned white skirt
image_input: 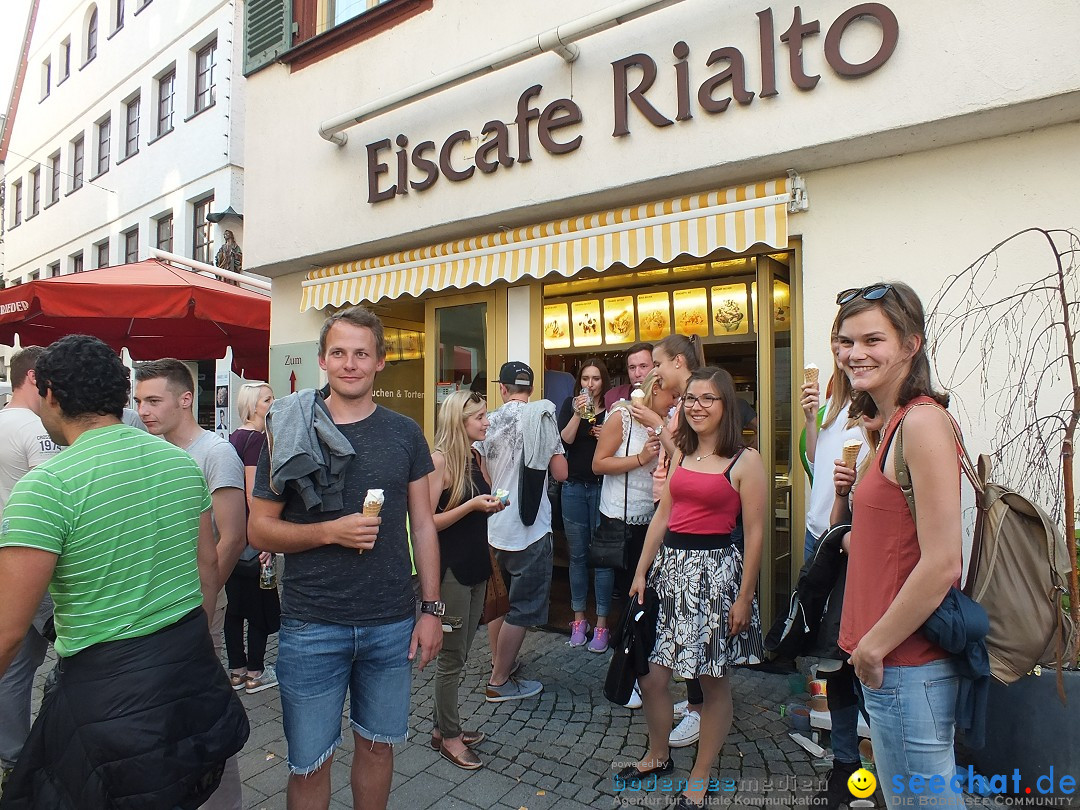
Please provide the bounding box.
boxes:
[647,542,764,678]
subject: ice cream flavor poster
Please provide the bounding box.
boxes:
[673,288,709,338]
[571,300,603,347]
[710,284,749,335]
[602,296,635,344]
[637,292,672,341]
[543,303,571,349]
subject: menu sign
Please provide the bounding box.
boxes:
[711,284,749,335]
[637,291,671,341]
[673,288,709,337]
[543,303,571,349]
[400,330,423,360]
[571,299,603,347]
[602,296,635,344]
[384,328,403,361]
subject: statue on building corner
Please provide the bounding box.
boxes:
[215,229,242,285]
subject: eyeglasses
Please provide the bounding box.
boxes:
[836,284,893,305]
[463,390,484,408]
[683,393,721,409]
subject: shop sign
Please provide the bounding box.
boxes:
[269,341,321,396]
[365,3,898,204]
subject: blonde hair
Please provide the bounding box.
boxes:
[236,382,273,423]
[433,390,486,510]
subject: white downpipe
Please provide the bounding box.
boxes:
[318,0,687,145]
[149,248,272,292]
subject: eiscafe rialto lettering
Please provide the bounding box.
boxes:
[365,2,899,204]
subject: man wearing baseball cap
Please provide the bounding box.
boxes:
[474,362,566,702]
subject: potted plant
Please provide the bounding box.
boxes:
[925,227,1079,794]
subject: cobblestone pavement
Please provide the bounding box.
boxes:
[30,626,995,810]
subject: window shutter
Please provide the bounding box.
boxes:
[244,0,292,75]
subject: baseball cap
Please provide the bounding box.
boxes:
[498,361,534,387]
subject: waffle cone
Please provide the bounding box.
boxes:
[804,366,819,385]
[363,503,382,517]
[841,443,861,468]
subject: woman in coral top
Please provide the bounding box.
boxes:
[621,367,766,809]
[834,282,962,806]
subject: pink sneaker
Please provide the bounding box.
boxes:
[588,626,610,654]
[568,619,591,647]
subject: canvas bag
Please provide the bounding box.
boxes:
[893,404,1076,687]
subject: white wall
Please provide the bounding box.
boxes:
[242,0,1080,278]
[3,0,246,281]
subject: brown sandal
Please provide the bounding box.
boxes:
[439,742,482,770]
[429,730,485,750]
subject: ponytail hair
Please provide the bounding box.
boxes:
[656,333,705,371]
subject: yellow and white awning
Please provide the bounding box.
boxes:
[301,175,801,311]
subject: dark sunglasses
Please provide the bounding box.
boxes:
[464,391,484,408]
[836,284,893,305]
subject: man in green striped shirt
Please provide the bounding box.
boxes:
[0,335,248,809]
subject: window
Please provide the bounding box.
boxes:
[30,168,40,216]
[12,180,22,226]
[49,152,60,203]
[125,95,140,156]
[28,270,40,282]
[157,70,175,136]
[42,58,51,99]
[72,252,84,273]
[72,135,84,190]
[192,196,214,263]
[86,7,98,63]
[96,240,110,268]
[114,0,124,30]
[156,213,173,251]
[96,116,111,175]
[61,39,71,80]
[244,0,424,75]
[124,228,139,263]
[47,261,60,278]
[194,41,217,113]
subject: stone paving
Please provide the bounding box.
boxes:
[33,626,843,809]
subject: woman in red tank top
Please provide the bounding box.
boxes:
[834,282,963,807]
[619,367,766,809]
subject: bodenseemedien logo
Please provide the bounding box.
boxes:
[848,768,877,799]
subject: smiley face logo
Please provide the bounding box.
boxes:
[847,768,877,799]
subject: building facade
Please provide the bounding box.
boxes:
[241,0,1080,621]
[2,0,246,284]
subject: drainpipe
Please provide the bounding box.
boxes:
[319,0,686,146]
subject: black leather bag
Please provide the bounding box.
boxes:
[590,515,633,570]
[604,586,659,705]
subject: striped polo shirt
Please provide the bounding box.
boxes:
[0,423,211,657]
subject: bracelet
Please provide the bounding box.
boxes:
[636,452,644,467]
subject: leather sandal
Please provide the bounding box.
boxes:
[439,742,482,770]
[429,730,485,750]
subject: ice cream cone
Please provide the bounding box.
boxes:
[842,440,862,468]
[363,502,382,517]
[359,489,384,554]
[804,363,819,385]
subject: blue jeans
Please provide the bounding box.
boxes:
[861,657,961,806]
[562,480,612,617]
[804,527,818,564]
[278,615,414,773]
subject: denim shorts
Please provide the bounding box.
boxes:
[277,615,414,774]
[495,533,553,628]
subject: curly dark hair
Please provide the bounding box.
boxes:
[35,335,128,419]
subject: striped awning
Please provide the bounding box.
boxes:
[301,175,800,311]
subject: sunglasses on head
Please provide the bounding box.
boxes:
[836,284,893,305]
[463,390,484,408]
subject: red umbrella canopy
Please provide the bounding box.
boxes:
[0,260,270,379]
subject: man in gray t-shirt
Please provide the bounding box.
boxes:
[133,359,246,810]
[249,307,441,810]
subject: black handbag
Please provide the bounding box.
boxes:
[589,421,634,570]
[604,586,659,705]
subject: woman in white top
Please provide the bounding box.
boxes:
[802,355,864,562]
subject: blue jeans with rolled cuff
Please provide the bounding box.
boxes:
[562,480,613,617]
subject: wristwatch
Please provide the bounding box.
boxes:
[652,425,664,437]
[420,600,446,617]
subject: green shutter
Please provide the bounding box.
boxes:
[244,0,292,76]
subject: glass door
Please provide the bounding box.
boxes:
[425,291,495,441]
[756,255,794,628]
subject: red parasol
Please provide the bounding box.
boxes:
[0,260,270,379]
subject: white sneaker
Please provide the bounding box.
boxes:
[669,708,701,748]
[624,682,643,709]
[673,699,689,719]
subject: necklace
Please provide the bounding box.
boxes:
[695,451,717,462]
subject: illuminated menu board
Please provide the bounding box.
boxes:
[637,291,671,341]
[602,296,635,344]
[673,288,709,338]
[711,284,749,336]
[571,300,603,347]
[543,303,571,349]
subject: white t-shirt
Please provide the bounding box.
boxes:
[0,407,62,511]
[599,405,657,524]
[475,400,561,552]
[805,400,867,539]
